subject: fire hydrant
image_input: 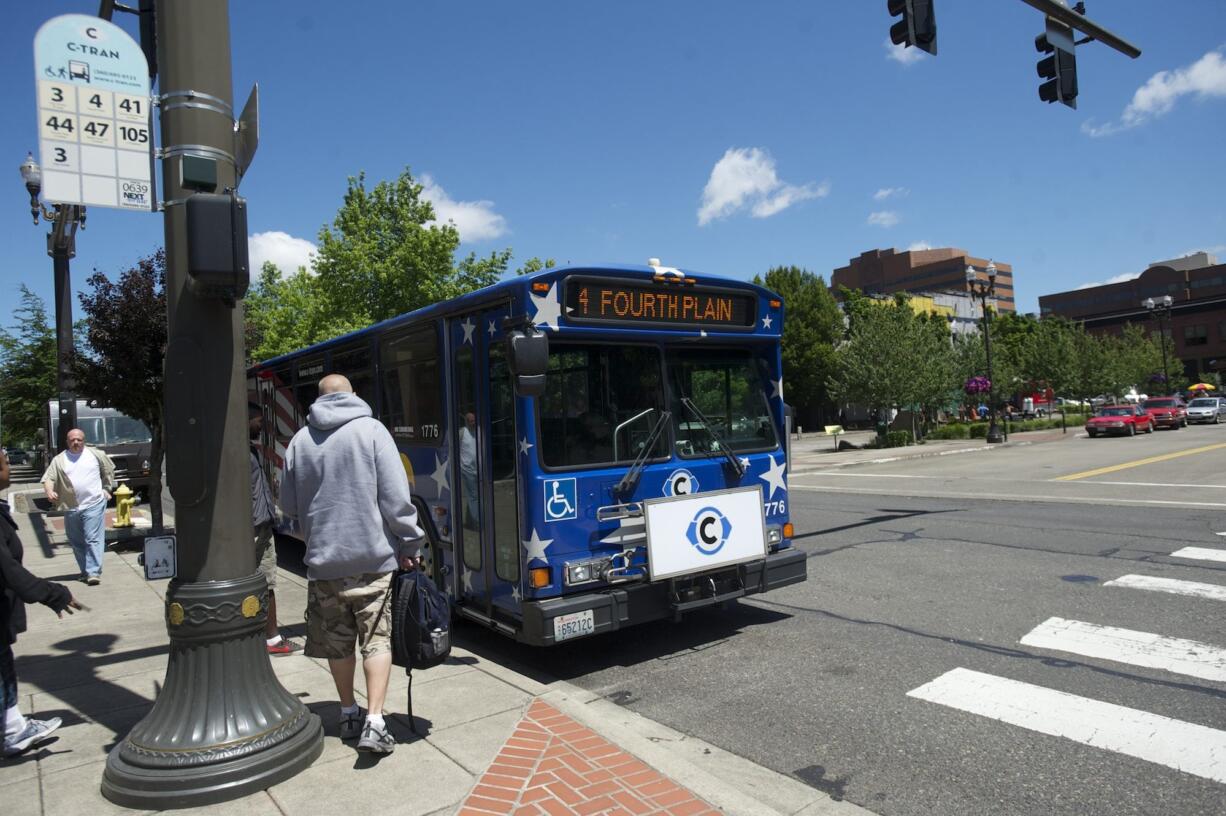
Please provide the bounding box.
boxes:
[113,483,136,528]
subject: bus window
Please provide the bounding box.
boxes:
[539,344,666,468]
[454,345,481,571]
[380,327,443,444]
[668,349,778,456]
[489,346,519,583]
[330,342,375,407]
[293,357,325,422]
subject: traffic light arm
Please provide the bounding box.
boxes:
[1017,0,1140,58]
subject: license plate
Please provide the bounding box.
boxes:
[553,610,595,642]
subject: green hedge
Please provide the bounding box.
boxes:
[925,417,1072,440]
[884,430,913,448]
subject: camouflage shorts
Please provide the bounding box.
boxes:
[255,522,277,589]
[304,572,392,660]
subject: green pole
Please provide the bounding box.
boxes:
[102,1,321,807]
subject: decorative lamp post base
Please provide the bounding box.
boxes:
[102,573,323,810]
[986,423,1005,444]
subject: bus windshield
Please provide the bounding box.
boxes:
[538,343,667,467]
[668,348,777,456]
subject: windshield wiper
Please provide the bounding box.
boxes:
[615,410,671,498]
[679,397,745,478]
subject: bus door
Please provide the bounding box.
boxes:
[450,306,522,623]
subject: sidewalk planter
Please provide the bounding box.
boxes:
[884,430,914,448]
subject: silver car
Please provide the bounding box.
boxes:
[1186,396,1224,424]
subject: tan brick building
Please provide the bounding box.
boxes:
[1039,252,1226,380]
[831,248,1016,314]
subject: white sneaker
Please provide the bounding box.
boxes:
[356,720,394,754]
[3,717,62,757]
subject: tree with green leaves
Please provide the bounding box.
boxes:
[74,250,168,532]
[247,167,516,360]
[752,266,843,428]
[0,286,57,448]
[829,292,917,431]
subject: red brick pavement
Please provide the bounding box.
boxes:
[458,701,721,816]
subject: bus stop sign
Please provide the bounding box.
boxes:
[33,14,155,211]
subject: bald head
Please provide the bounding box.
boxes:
[318,374,353,395]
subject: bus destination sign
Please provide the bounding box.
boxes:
[564,279,756,328]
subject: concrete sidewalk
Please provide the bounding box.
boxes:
[0,498,868,816]
[787,425,1078,474]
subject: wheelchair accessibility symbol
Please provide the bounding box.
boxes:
[543,478,577,522]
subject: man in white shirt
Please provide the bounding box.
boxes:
[40,429,116,585]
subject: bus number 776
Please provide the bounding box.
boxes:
[764,499,785,516]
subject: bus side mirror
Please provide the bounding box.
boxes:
[507,326,548,397]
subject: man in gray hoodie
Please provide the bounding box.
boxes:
[279,374,424,754]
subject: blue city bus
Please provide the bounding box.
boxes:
[249,262,805,645]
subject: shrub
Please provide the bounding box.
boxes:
[884,430,913,448]
[926,423,970,440]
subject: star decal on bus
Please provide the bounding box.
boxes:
[771,378,784,401]
[461,317,476,345]
[460,567,473,595]
[762,314,773,329]
[523,528,553,562]
[511,585,522,603]
[488,319,497,337]
[530,282,563,330]
[430,453,450,493]
[519,437,534,455]
[759,453,787,500]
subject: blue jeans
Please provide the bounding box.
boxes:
[65,498,107,577]
[1,643,16,713]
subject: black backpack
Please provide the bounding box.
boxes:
[390,569,452,733]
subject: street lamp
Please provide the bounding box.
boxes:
[1143,295,1173,396]
[967,261,1005,444]
[19,152,85,453]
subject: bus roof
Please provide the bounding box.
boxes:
[252,263,781,369]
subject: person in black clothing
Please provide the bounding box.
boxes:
[1,450,83,757]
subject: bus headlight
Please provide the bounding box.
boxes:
[766,525,782,545]
[564,558,609,586]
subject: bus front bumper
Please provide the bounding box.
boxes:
[518,547,806,647]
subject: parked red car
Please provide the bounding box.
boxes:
[1141,396,1188,430]
[1086,404,1154,437]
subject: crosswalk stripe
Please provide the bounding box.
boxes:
[907,668,1226,784]
[1019,617,1226,683]
[1104,574,1226,602]
[1170,546,1226,563]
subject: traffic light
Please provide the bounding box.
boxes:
[1035,16,1078,108]
[888,0,937,56]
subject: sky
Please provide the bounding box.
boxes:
[2,1,1224,323]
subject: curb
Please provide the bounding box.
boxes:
[789,431,1076,474]
[470,656,869,816]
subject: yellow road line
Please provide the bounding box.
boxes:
[1055,442,1226,482]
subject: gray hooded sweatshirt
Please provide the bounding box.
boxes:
[279,392,424,581]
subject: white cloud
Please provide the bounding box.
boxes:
[420,175,508,242]
[867,211,900,228]
[885,38,925,66]
[697,148,829,226]
[873,187,909,201]
[1083,48,1226,137]
[907,240,933,251]
[1074,272,1140,290]
[249,231,317,275]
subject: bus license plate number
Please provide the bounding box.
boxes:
[553,610,595,642]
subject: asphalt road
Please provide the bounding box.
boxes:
[461,422,1226,816]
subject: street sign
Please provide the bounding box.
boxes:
[33,14,155,211]
[141,535,177,580]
